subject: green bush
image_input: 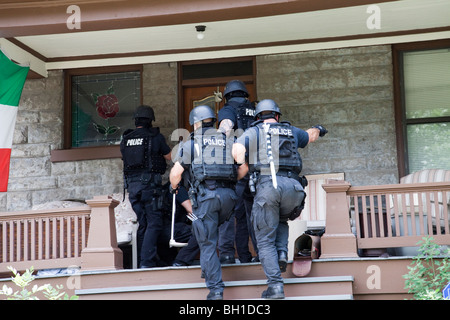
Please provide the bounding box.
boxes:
[0,266,78,300]
[403,236,450,300]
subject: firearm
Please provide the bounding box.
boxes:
[312,125,328,137]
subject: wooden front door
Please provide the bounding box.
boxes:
[182,83,256,131]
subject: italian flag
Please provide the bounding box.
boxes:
[0,50,29,192]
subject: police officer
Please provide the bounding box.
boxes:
[217,79,256,264]
[232,99,327,299]
[170,105,238,300]
[120,105,171,268]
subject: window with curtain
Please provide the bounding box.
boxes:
[401,47,450,173]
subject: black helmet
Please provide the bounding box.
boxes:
[189,105,216,125]
[134,105,155,121]
[223,80,249,99]
[255,99,282,119]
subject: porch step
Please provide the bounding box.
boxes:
[75,275,354,300]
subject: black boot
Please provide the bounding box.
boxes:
[278,251,288,273]
[220,255,236,264]
[261,284,285,299]
[207,290,223,300]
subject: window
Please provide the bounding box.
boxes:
[394,41,450,176]
[70,68,141,147]
[52,66,142,162]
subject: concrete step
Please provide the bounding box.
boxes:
[76,275,354,300]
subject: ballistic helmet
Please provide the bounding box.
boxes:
[134,105,155,121]
[255,99,282,119]
[189,105,216,126]
[223,80,249,99]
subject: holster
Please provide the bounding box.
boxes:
[289,190,306,221]
[188,180,200,209]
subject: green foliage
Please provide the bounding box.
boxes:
[403,236,450,300]
[0,266,78,300]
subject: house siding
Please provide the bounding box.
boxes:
[1,45,398,212]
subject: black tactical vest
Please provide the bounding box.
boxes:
[227,99,256,131]
[120,127,166,175]
[190,128,237,183]
[249,121,302,175]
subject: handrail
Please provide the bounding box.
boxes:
[347,181,450,195]
[0,206,91,220]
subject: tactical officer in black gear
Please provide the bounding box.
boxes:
[232,99,327,299]
[217,79,257,264]
[156,182,193,266]
[170,105,238,300]
[120,105,171,268]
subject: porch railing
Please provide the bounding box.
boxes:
[0,207,90,273]
[2,182,449,273]
[349,181,450,250]
[0,195,123,274]
[320,180,450,258]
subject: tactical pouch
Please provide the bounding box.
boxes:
[289,188,306,221]
[188,187,198,209]
[299,175,308,188]
[192,219,207,244]
[140,172,152,184]
[153,188,163,211]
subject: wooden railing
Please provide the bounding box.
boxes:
[2,181,449,273]
[0,195,123,274]
[349,182,450,250]
[0,207,90,273]
[320,180,450,258]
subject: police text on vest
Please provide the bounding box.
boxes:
[126,138,144,146]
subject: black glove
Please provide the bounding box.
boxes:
[312,125,328,137]
[169,184,178,194]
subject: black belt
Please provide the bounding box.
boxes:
[125,172,161,183]
[276,170,301,181]
[203,179,235,190]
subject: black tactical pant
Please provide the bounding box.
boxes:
[127,173,163,268]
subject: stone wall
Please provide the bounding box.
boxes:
[2,63,178,212]
[256,45,399,186]
[142,62,178,141]
[1,45,399,212]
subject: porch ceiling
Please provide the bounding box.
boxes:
[0,0,449,78]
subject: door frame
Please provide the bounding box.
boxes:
[177,56,257,130]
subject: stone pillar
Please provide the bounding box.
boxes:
[320,180,359,258]
[81,195,123,271]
